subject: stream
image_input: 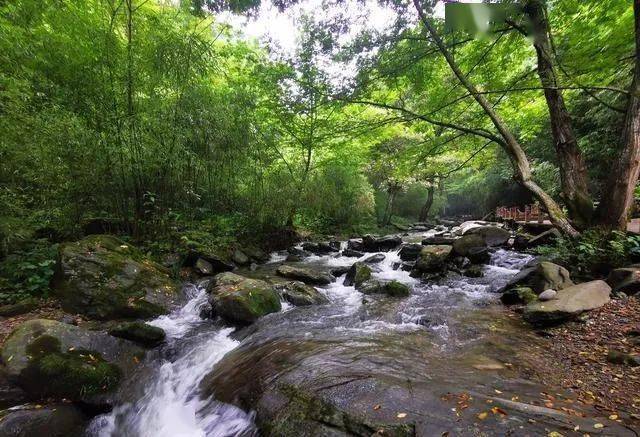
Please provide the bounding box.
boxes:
[85,231,626,436]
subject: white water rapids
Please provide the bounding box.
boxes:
[86,236,533,437]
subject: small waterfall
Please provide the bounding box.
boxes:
[86,284,255,437]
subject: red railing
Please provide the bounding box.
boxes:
[496,204,547,223]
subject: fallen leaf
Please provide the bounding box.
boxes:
[397,413,407,419]
[477,412,488,420]
[373,404,381,410]
[594,423,604,429]
[609,414,618,420]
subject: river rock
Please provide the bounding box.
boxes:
[1,319,143,403]
[452,233,486,257]
[357,279,410,297]
[342,248,364,258]
[523,280,611,326]
[607,266,640,295]
[231,249,251,266]
[208,273,281,325]
[538,289,557,301]
[276,265,333,285]
[362,253,385,264]
[51,235,179,320]
[398,243,422,261]
[414,245,452,273]
[0,403,88,437]
[462,225,510,246]
[501,286,537,305]
[346,239,364,251]
[276,282,330,306]
[343,262,372,287]
[108,321,166,347]
[362,234,402,252]
[499,261,573,294]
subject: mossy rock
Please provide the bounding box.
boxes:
[358,280,410,297]
[52,235,179,320]
[276,282,329,306]
[108,321,166,347]
[21,335,121,399]
[0,319,143,403]
[414,245,452,273]
[208,273,281,326]
[501,287,537,305]
[343,262,372,287]
[276,265,333,285]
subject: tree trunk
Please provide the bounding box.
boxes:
[418,184,435,222]
[595,0,640,230]
[524,0,593,228]
[412,0,578,236]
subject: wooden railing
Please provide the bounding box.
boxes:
[496,204,548,223]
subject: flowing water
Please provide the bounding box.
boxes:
[85,233,623,436]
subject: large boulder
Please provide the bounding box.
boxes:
[452,234,486,257]
[208,273,281,326]
[276,265,333,285]
[463,225,510,247]
[0,404,88,437]
[523,280,611,326]
[607,266,640,295]
[343,262,372,287]
[499,261,573,294]
[0,319,143,403]
[414,245,452,273]
[276,282,330,306]
[362,235,402,252]
[52,235,179,320]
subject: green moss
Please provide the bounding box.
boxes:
[385,281,410,297]
[354,264,371,287]
[109,321,166,347]
[21,334,121,400]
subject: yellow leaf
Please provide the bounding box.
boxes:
[594,423,604,429]
[609,414,618,420]
[397,413,407,419]
[477,412,488,420]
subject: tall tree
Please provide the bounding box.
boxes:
[595,0,640,230]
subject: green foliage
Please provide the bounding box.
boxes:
[0,240,57,304]
[535,230,640,279]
